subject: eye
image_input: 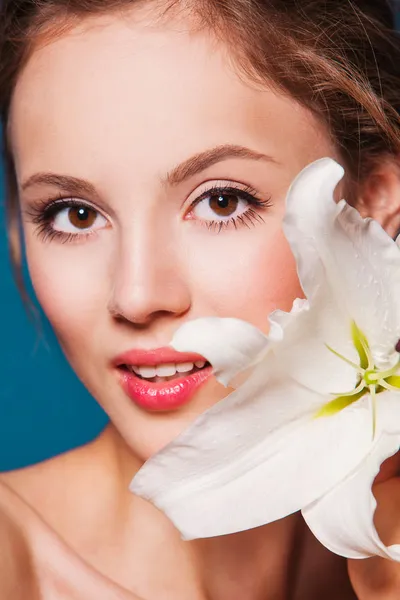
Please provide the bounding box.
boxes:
[25,197,110,244]
[52,204,107,233]
[193,191,249,221]
[187,183,272,232]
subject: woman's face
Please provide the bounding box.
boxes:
[10,11,340,460]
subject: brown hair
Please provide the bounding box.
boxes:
[1,0,400,302]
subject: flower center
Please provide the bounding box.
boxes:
[363,369,379,386]
[316,321,400,437]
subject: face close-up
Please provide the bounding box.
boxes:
[9,9,340,462]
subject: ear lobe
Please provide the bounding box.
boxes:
[356,159,400,239]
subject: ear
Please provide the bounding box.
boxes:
[356,158,400,240]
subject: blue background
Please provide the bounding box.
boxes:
[1,8,400,471]
[0,166,108,471]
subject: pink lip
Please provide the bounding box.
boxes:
[113,346,208,368]
[113,346,213,411]
[118,366,213,411]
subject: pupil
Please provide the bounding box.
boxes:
[217,195,229,209]
[68,206,96,229]
[209,194,238,217]
[77,208,88,221]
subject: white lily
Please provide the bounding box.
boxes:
[130,158,400,560]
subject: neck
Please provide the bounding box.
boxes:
[95,423,303,600]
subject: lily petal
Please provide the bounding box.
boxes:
[272,288,358,395]
[171,316,277,387]
[283,158,344,303]
[302,395,400,559]
[131,374,375,540]
[283,158,400,365]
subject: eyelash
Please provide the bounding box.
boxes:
[25,197,102,244]
[192,184,272,233]
[25,184,272,244]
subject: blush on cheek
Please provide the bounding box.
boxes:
[211,230,304,332]
[195,229,303,333]
[259,232,304,311]
[26,249,101,346]
[243,237,303,331]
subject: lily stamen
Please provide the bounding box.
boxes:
[377,379,400,393]
[324,343,365,374]
[319,325,400,430]
[327,380,366,399]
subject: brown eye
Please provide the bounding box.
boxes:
[208,194,239,217]
[193,191,249,222]
[67,206,97,229]
[51,203,108,234]
[190,184,269,229]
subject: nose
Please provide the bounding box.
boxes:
[107,224,191,326]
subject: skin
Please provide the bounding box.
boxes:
[1,6,400,599]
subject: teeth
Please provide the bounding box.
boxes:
[137,366,157,379]
[155,363,176,377]
[176,362,194,373]
[127,361,206,379]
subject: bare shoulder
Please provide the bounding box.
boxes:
[0,436,117,599]
[0,517,40,599]
[0,473,138,600]
[0,429,108,500]
[0,481,41,599]
[0,427,117,547]
[0,442,90,497]
[0,448,81,525]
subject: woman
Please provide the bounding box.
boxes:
[0,0,400,598]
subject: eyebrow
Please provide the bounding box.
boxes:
[21,172,101,199]
[21,144,276,195]
[164,144,276,186]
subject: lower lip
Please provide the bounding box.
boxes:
[118,366,213,411]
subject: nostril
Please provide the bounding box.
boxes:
[396,340,400,353]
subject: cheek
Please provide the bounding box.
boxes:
[25,241,106,349]
[25,226,302,348]
[248,232,303,327]
[187,228,303,331]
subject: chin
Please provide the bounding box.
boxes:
[113,382,228,463]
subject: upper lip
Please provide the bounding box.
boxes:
[113,346,209,367]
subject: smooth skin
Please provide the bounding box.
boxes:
[1,7,400,599]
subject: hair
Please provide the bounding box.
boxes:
[1,0,400,305]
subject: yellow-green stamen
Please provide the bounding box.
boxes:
[316,321,400,438]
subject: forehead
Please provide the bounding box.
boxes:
[9,12,326,186]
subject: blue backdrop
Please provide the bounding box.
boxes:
[0,167,108,471]
[1,9,400,470]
